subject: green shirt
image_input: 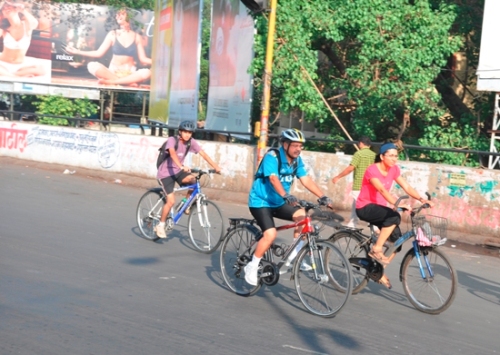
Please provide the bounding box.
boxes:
[351,147,376,191]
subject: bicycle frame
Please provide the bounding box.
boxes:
[351,213,436,281]
[264,215,320,271]
[170,181,201,224]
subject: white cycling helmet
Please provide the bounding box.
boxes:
[280,128,306,143]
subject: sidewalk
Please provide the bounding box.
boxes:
[2,156,498,257]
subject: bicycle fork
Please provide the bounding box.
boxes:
[412,240,434,280]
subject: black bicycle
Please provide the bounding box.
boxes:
[329,195,457,314]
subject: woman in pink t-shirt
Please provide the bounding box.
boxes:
[355,143,434,289]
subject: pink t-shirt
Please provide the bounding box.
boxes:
[356,164,401,209]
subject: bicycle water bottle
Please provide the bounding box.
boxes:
[285,239,305,267]
[175,198,187,213]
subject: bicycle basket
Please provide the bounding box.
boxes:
[413,215,448,247]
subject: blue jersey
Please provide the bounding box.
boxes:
[248,147,307,208]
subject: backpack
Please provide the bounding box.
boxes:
[254,148,298,180]
[156,136,191,169]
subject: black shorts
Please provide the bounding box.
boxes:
[158,171,192,195]
[249,204,302,233]
[356,203,402,242]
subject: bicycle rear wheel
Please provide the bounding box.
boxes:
[220,224,262,296]
[136,190,164,241]
[401,247,457,314]
[188,198,224,253]
[329,231,369,294]
[294,240,352,318]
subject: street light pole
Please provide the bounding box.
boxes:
[256,0,278,166]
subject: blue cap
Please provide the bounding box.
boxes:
[380,143,398,155]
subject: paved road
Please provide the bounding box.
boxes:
[1,161,499,355]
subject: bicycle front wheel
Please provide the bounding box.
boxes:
[187,199,224,253]
[294,241,352,318]
[220,224,262,296]
[401,247,457,314]
[329,231,369,294]
[136,190,164,241]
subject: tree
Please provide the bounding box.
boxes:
[33,95,98,126]
[250,0,489,165]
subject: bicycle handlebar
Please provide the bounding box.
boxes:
[298,200,321,212]
[393,192,432,215]
[190,168,218,175]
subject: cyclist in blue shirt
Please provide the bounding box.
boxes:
[245,128,334,286]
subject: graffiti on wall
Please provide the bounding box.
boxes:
[121,137,157,165]
[0,124,121,169]
[0,123,28,152]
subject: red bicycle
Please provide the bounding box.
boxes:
[219,201,353,318]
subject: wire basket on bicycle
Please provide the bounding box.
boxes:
[410,214,448,247]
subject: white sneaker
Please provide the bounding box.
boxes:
[154,224,167,239]
[244,263,259,286]
[300,260,313,271]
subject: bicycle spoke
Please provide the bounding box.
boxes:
[220,224,261,296]
[294,241,352,318]
[188,199,224,254]
[401,247,457,314]
[136,190,163,241]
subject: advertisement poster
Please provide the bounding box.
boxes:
[149,0,173,121]
[204,0,254,135]
[0,1,154,91]
[167,0,202,127]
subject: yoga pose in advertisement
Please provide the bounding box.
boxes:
[0,0,46,78]
[65,8,151,87]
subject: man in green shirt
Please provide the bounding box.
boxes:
[332,136,376,228]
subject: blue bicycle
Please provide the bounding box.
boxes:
[329,195,457,314]
[136,168,224,253]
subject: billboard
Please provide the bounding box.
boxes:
[204,0,254,135]
[0,1,154,91]
[167,0,203,126]
[149,0,174,121]
[477,0,500,91]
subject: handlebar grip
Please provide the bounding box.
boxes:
[394,195,409,209]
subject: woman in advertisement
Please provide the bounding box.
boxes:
[0,0,46,78]
[65,8,151,87]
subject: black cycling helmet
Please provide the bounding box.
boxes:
[178,120,196,132]
[280,128,306,143]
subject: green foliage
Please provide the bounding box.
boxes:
[249,0,491,166]
[418,117,490,166]
[32,95,98,126]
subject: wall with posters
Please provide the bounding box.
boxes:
[0,1,154,92]
[2,120,499,242]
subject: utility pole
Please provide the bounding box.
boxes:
[256,0,277,166]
